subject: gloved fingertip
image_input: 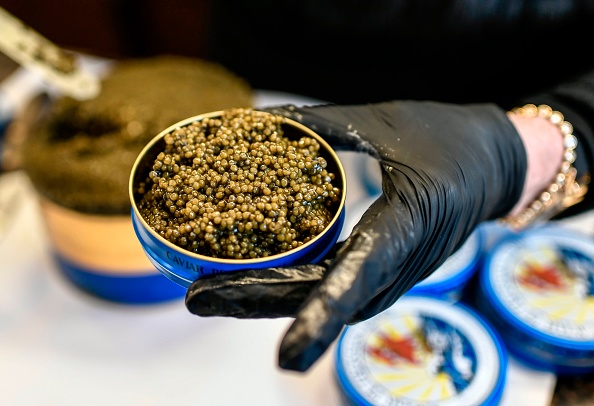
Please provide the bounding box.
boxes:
[278,337,327,372]
[185,287,243,318]
[277,298,346,372]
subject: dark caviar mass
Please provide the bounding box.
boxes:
[136,108,342,259]
[23,55,253,214]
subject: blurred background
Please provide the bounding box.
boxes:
[0,0,212,60]
[2,2,594,405]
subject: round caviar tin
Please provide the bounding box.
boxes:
[130,111,347,288]
[479,224,594,374]
[335,295,507,406]
[409,229,483,302]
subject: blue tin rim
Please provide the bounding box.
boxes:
[456,299,508,406]
[411,229,483,296]
[480,224,594,351]
[335,295,507,406]
[133,207,346,288]
[334,343,370,406]
[54,251,186,304]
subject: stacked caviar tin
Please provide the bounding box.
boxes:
[335,295,507,405]
[479,224,594,374]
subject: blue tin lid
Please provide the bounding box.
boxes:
[335,295,507,406]
[409,229,482,301]
[480,224,594,373]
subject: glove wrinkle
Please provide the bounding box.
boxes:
[265,104,380,156]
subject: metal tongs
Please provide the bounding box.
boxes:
[0,6,100,100]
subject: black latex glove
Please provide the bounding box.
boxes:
[186,101,527,371]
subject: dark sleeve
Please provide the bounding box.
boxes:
[208,0,594,104]
[211,0,594,35]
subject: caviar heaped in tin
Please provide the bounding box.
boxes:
[135,108,342,260]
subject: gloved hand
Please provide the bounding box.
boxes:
[185,101,527,371]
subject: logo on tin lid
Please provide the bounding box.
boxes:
[488,232,594,341]
[338,298,501,406]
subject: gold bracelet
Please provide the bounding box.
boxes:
[501,104,590,230]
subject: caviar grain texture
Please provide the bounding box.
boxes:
[136,109,341,259]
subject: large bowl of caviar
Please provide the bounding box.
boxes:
[130,108,346,288]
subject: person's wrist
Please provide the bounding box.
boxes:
[502,104,588,229]
[506,109,565,215]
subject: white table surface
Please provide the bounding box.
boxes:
[3,88,593,405]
